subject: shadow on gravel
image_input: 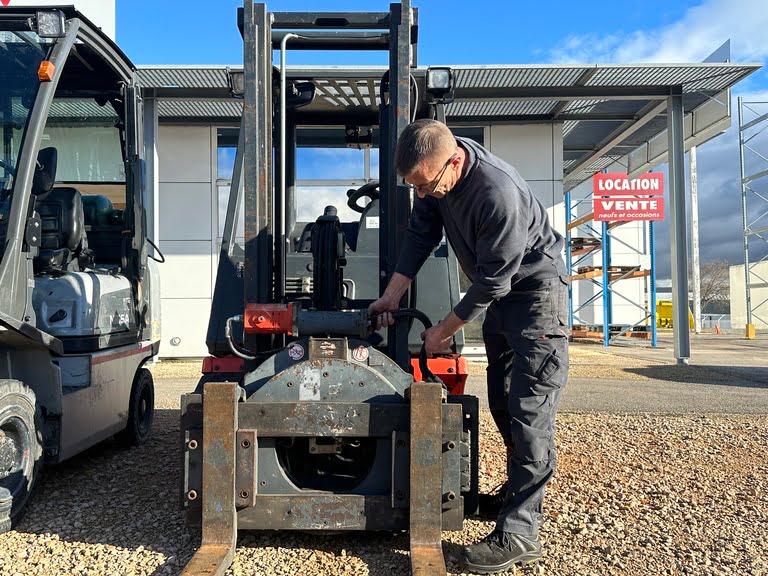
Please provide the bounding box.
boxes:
[16,407,473,576]
[18,409,193,575]
[237,531,414,575]
[624,365,768,387]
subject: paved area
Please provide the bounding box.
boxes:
[157,333,768,414]
[465,375,768,414]
[160,370,768,414]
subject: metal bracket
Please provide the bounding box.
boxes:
[181,382,239,576]
[409,382,447,576]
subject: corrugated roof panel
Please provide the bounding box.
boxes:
[138,67,230,89]
[453,66,588,88]
[562,120,579,137]
[584,64,753,92]
[157,100,243,118]
[136,64,759,95]
[447,99,558,117]
[563,99,607,113]
[564,155,621,190]
[687,69,748,91]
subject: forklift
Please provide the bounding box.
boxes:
[0,7,161,529]
[181,3,478,575]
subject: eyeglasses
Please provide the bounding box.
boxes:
[406,153,457,196]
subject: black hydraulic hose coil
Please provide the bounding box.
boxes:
[385,308,444,385]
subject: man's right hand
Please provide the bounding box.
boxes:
[368,296,397,331]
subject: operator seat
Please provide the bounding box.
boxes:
[32,148,89,274]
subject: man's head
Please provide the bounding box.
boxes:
[395,119,462,199]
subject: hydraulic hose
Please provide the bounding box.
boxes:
[226,309,446,387]
[377,308,444,385]
[225,316,285,361]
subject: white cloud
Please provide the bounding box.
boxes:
[296,186,365,223]
[548,0,768,64]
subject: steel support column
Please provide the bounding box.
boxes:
[243,2,274,349]
[381,0,414,370]
[690,146,702,333]
[285,120,297,257]
[667,87,691,363]
[142,91,160,258]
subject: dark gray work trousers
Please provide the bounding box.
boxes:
[482,276,570,537]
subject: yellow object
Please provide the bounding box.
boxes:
[746,324,756,339]
[656,301,694,329]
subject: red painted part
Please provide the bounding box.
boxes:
[244,303,294,335]
[201,356,247,374]
[201,354,470,394]
[410,356,468,395]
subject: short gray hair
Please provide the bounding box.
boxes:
[394,119,456,177]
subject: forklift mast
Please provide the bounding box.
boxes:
[240,2,417,369]
[181,6,478,575]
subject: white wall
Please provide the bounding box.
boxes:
[730,261,768,329]
[156,126,216,358]
[486,124,565,236]
[151,120,654,355]
[5,0,116,39]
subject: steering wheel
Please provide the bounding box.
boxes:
[346,181,380,214]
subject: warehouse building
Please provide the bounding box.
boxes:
[135,59,756,357]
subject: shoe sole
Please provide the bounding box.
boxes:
[462,553,541,574]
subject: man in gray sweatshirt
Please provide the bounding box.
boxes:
[369,119,569,573]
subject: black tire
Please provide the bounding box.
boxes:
[0,379,43,531]
[118,368,154,447]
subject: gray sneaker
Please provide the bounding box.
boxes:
[461,530,542,574]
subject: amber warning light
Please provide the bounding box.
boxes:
[38,61,55,82]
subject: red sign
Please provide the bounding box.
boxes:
[0,1,11,6]
[593,173,664,221]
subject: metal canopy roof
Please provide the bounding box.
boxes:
[137,62,760,190]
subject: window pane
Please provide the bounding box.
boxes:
[296,186,362,223]
[370,148,379,177]
[217,128,238,181]
[42,99,125,182]
[217,183,245,238]
[297,148,365,180]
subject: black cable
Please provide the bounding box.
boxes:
[225,317,285,361]
[381,308,443,385]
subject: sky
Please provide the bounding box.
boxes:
[116,0,768,279]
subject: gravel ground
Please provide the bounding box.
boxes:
[1,385,766,576]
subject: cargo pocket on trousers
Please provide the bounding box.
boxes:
[556,276,571,330]
[528,341,568,395]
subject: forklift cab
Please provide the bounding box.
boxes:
[0,8,160,529]
[0,7,158,350]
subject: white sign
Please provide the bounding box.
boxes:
[366,216,380,229]
[0,0,116,40]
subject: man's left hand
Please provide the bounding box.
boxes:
[421,325,453,356]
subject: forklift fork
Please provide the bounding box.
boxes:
[180,382,239,576]
[181,380,448,576]
[409,382,448,575]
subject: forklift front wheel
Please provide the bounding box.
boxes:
[0,379,43,532]
[119,368,155,447]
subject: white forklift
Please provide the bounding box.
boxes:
[0,7,161,529]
